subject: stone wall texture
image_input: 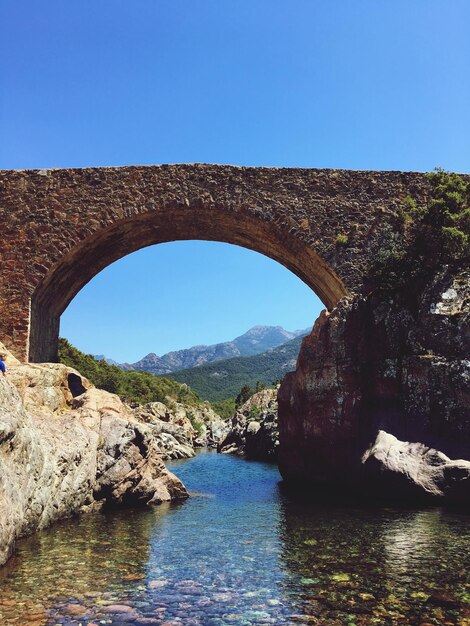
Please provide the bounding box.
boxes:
[0,164,436,362]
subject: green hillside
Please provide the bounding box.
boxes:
[165,334,305,402]
[58,338,201,407]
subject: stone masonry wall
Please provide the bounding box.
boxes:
[0,164,434,361]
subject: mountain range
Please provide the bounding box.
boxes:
[167,333,307,402]
[95,325,308,376]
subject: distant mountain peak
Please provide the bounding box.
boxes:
[131,325,307,375]
[95,325,310,376]
[140,352,159,360]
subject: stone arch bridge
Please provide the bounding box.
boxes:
[0,164,430,362]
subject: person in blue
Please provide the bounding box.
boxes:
[0,354,6,377]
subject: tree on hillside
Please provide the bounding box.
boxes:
[58,338,201,407]
[235,384,254,408]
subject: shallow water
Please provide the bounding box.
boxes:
[0,449,469,625]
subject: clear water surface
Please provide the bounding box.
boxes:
[0,449,469,625]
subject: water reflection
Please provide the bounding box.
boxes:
[0,451,468,625]
[382,509,440,574]
[278,499,470,624]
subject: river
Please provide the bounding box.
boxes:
[0,449,469,625]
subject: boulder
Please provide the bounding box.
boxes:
[132,400,229,458]
[362,430,470,503]
[132,401,196,459]
[218,388,279,461]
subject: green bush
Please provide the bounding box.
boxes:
[367,169,469,291]
[235,384,254,408]
[335,233,348,246]
[211,398,236,419]
[247,404,261,419]
[186,411,205,436]
[58,338,201,407]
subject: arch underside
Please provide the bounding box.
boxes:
[29,208,348,362]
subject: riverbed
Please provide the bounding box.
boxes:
[0,449,469,625]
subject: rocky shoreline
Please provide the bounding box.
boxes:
[1,266,468,569]
[218,267,470,506]
[0,344,196,567]
[133,399,229,460]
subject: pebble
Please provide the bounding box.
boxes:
[64,603,87,616]
[428,592,461,608]
[123,573,145,581]
[104,603,137,613]
[212,592,233,602]
[148,580,169,589]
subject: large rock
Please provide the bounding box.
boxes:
[218,388,279,461]
[0,346,187,566]
[362,430,470,503]
[189,402,230,447]
[278,267,470,503]
[132,401,196,459]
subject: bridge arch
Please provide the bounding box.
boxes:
[0,164,429,362]
[29,206,347,362]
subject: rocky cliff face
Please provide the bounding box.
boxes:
[278,267,470,503]
[218,388,279,461]
[0,345,187,566]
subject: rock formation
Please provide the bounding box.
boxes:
[132,400,228,459]
[132,401,197,459]
[278,267,470,504]
[0,343,187,566]
[191,403,230,447]
[218,388,279,461]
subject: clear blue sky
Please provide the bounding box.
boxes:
[59,242,320,362]
[1,1,469,360]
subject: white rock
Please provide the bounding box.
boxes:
[362,430,470,498]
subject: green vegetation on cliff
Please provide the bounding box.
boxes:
[368,169,469,291]
[210,399,236,419]
[58,338,201,406]
[165,335,305,402]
